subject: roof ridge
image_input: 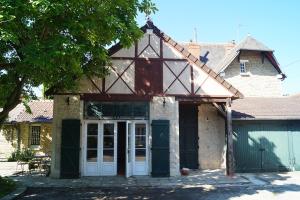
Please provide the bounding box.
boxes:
[181,42,236,46]
[142,21,243,99]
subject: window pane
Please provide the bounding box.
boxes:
[135,136,146,148]
[104,124,114,135]
[87,124,98,135]
[87,150,97,162]
[103,136,114,148]
[135,149,146,161]
[31,126,41,145]
[87,136,97,148]
[135,124,146,136]
[103,150,114,162]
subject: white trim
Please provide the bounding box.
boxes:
[82,119,149,177]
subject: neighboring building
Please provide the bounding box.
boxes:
[49,20,299,179]
[186,36,300,172]
[0,100,53,160]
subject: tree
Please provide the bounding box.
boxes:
[0,0,157,124]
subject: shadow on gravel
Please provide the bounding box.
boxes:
[16,184,300,200]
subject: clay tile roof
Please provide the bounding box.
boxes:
[6,100,53,123]
[232,96,300,120]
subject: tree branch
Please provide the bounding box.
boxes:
[0,78,24,125]
[0,63,14,69]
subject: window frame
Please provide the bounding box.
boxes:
[239,60,249,75]
[30,125,41,146]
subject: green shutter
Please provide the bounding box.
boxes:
[60,119,81,178]
[151,120,170,177]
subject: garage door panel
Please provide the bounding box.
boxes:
[289,122,300,171]
[261,123,290,171]
[233,121,297,173]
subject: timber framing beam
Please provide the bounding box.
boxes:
[212,102,226,118]
[225,98,235,176]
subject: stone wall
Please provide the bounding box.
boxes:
[0,127,16,159]
[198,104,226,169]
[224,51,283,97]
[51,95,82,178]
[0,123,52,160]
[149,96,180,176]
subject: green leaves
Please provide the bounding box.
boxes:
[0,0,157,123]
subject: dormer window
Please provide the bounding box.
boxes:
[240,60,249,75]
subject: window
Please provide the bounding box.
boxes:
[31,126,41,145]
[240,60,248,74]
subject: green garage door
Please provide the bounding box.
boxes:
[233,120,300,172]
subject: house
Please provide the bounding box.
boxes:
[0,100,53,160]
[49,20,299,178]
[187,36,300,172]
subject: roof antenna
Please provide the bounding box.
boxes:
[194,27,198,43]
[236,24,243,42]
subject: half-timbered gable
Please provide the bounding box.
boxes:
[78,21,242,100]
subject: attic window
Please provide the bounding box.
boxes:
[240,60,249,75]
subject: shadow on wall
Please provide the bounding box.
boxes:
[39,124,52,156]
[1,125,18,148]
[233,131,289,173]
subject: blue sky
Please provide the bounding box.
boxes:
[136,0,300,95]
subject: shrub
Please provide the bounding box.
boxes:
[0,176,16,198]
[7,149,35,162]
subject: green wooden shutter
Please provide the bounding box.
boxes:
[151,120,170,177]
[60,119,81,178]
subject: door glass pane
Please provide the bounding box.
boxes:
[87,136,97,148]
[87,123,98,162]
[135,149,146,161]
[135,136,146,148]
[135,124,146,135]
[103,149,114,162]
[87,150,97,162]
[103,123,114,162]
[135,123,146,162]
[104,124,114,135]
[103,136,114,148]
[88,124,98,135]
[128,123,132,161]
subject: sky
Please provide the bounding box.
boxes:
[136,0,300,95]
[34,0,300,97]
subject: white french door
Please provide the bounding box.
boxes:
[126,121,133,177]
[101,121,117,175]
[83,120,148,176]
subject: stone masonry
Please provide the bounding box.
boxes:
[224,51,283,97]
[198,104,226,170]
[50,95,82,178]
[150,96,180,176]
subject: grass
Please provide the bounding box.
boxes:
[0,176,16,198]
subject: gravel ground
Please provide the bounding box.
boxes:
[17,184,300,200]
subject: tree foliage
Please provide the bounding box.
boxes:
[0,0,157,124]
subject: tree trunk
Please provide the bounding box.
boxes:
[0,80,23,125]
